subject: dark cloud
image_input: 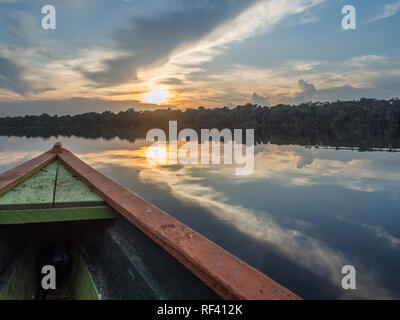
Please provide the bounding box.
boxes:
[160,78,184,85]
[315,85,368,101]
[81,0,258,86]
[296,149,314,169]
[296,76,400,103]
[79,56,139,87]
[251,92,269,106]
[295,79,375,103]
[0,97,176,116]
[0,56,31,95]
[369,75,400,94]
[296,79,316,101]
[201,90,249,104]
[315,80,400,102]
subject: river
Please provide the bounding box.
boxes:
[0,135,399,299]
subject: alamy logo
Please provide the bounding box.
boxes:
[341,265,356,290]
[41,265,56,290]
[146,121,254,175]
[342,5,356,30]
[41,5,56,30]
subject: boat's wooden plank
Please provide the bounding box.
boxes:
[59,148,301,300]
[0,161,58,209]
[0,149,56,197]
[0,243,36,300]
[70,250,101,300]
[54,162,104,207]
[0,206,118,225]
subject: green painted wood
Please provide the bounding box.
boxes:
[55,163,104,206]
[0,206,118,225]
[0,238,101,300]
[0,161,58,209]
[0,159,105,211]
[70,250,101,300]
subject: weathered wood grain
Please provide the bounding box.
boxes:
[0,206,117,225]
[0,150,56,197]
[55,162,104,207]
[0,161,58,209]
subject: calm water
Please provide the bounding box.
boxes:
[1,135,399,299]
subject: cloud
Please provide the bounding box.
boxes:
[4,0,399,110]
[76,144,397,299]
[345,55,389,68]
[336,215,400,250]
[286,60,321,72]
[80,0,259,86]
[81,0,325,89]
[251,144,400,194]
[0,97,175,116]
[367,1,400,22]
[79,55,139,87]
[296,148,314,169]
[159,78,184,85]
[0,55,31,95]
[3,10,43,44]
[0,0,328,109]
[363,225,400,249]
[314,85,370,102]
[251,92,269,106]
[293,71,398,104]
[296,79,316,101]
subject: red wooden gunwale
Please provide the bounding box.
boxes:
[0,150,56,197]
[0,143,301,300]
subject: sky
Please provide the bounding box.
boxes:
[0,0,399,115]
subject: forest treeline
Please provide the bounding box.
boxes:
[1,98,400,149]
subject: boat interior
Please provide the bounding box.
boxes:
[0,159,219,300]
[0,217,220,300]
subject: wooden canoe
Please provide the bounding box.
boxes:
[0,142,300,300]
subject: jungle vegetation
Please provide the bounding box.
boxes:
[1,98,399,149]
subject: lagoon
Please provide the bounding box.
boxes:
[0,135,399,299]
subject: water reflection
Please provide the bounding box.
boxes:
[0,136,399,299]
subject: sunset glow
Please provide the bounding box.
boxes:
[0,1,398,115]
[141,89,170,104]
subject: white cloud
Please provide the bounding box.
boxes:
[141,0,325,105]
[364,225,400,249]
[367,1,400,22]
[336,215,400,250]
[286,60,321,72]
[345,55,389,68]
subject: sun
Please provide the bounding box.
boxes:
[141,88,170,104]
